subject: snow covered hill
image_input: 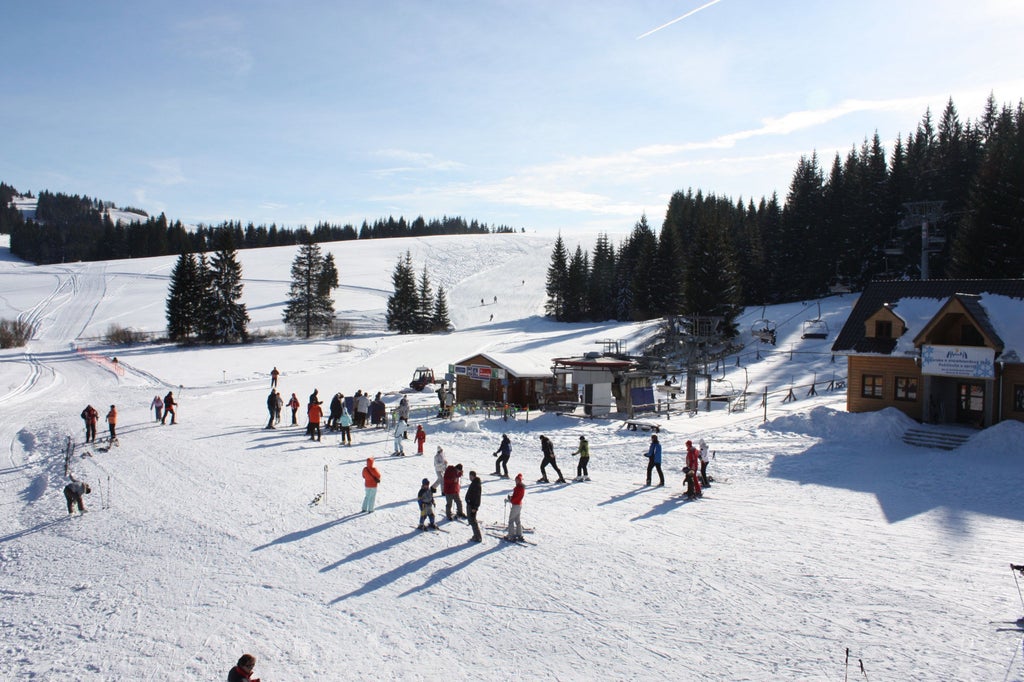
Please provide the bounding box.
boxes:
[1,232,1023,681]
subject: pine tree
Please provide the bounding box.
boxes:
[432,286,452,332]
[562,245,589,322]
[415,267,434,333]
[165,252,203,342]
[587,233,617,321]
[385,251,418,333]
[545,234,569,319]
[283,241,336,337]
[202,236,249,344]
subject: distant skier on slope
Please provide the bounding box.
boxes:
[162,391,177,425]
[149,395,163,422]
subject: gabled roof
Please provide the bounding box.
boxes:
[453,352,553,378]
[912,293,1004,350]
[832,279,1024,357]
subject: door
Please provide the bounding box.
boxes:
[956,382,985,427]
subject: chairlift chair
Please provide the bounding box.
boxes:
[801,302,829,340]
[751,313,776,346]
[828,277,852,295]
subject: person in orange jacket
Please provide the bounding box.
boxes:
[105,405,118,442]
[361,457,381,512]
[307,400,323,442]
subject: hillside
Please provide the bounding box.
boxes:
[1,233,1023,681]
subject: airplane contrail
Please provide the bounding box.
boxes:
[637,0,726,40]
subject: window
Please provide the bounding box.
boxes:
[861,374,883,399]
[895,376,918,401]
[874,320,893,339]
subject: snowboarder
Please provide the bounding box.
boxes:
[63,478,91,515]
[307,399,323,442]
[361,457,380,513]
[571,435,590,481]
[265,390,277,429]
[432,446,447,490]
[105,405,118,443]
[162,390,176,425]
[392,418,405,455]
[493,434,511,477]
[685,440,702,496]
[645,434,664,487]
[443,463,466,520]
[538,435,565,483]
[505,473,526,541]
[270,366,279,388]
[227,653,261,682]
[80,404,98,443]
[414,424,426,454]
[465,470,482,542]
[417,478,438,530]
[150,395,163,422]
[698,437,711,487]
[287,393,300,425]
[339,407,353,445]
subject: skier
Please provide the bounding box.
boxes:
[505,473,526,541]
[685,440,702,496]
[270,366,279,388]
[414,424,426,455]
[63,478,91,515]
[538,435,566,483]
[287,393,300,425]
[227,653,261,682]
[105,405,118,443]
[698,437,711,487]
[265,390,277,429]
[80,404,98,443]
[361,457,381,513]
[392,417,406,456]
[328,393,343,431]
[432,446,447,490]
[307,399,323,442]
[645,434,664,487]
[149,395,163,422]
[571,435,590,481]
[162,390,176,425]
[274,391,283,425]
[443,463,466,520]
[416,478,438,530]
[339,406,353,445]
[465,470,483,542]
[492,433,511,477]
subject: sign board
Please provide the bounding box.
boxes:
[920,344,994,379]
[454,364,494,380]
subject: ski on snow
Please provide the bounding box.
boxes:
[487,532,536,545]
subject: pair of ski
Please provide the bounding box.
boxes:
[487,532,536,545]
[414,525,449,533]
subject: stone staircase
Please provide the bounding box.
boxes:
[901,425,975,450]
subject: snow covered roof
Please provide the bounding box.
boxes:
[832,279,1024,359]
[457,351,553,378]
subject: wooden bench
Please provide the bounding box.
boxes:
[625,420,661,433]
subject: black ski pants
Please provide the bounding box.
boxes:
[577,456,589,478]
[541,455,563,481]
[646,459,664,486]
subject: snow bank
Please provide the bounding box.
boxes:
[761,405,915,442]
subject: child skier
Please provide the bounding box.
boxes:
[417,478,438,530]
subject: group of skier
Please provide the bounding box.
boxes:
[78,403,123,446]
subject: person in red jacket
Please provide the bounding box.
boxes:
[414,424,426,455]
[361,457,381,512]
[80,405,98,443]
[307,400,323,442]
[442,463,465,520]
[227,653,261,682]
[287,393,300,425]
[685,440,702,497]
[505,473,526,541]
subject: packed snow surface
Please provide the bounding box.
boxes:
[1,232,1023,681]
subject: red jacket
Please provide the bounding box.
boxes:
[509,480,526,505]
[362,459,380,488]
[415,427,426,445]
[308,403,323,423]
[686,445,700,471]
[442,465,462,495]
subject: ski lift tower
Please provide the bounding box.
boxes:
[902,201,945,280]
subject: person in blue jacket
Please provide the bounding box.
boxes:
[645,434,664,487]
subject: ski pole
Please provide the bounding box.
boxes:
[844,647,849,682]
[503,498,508,526]
[858,658,868,681]
[1012,564,1024,613]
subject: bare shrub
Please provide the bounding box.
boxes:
[0,318,35,348]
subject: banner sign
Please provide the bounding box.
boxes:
[454,364,501,380]
[920,344,994,379]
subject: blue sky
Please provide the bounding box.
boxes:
[2,1,1023,234]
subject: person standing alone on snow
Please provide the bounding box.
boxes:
[465,470,483,542]
[538,435,565,483]
[81,404,98,443]
[361,457,380,512]
[270,366,279,388]
[506,473,526,541]
[493,433,511,477]
[645,434,664,487]
[571,435,590,481]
